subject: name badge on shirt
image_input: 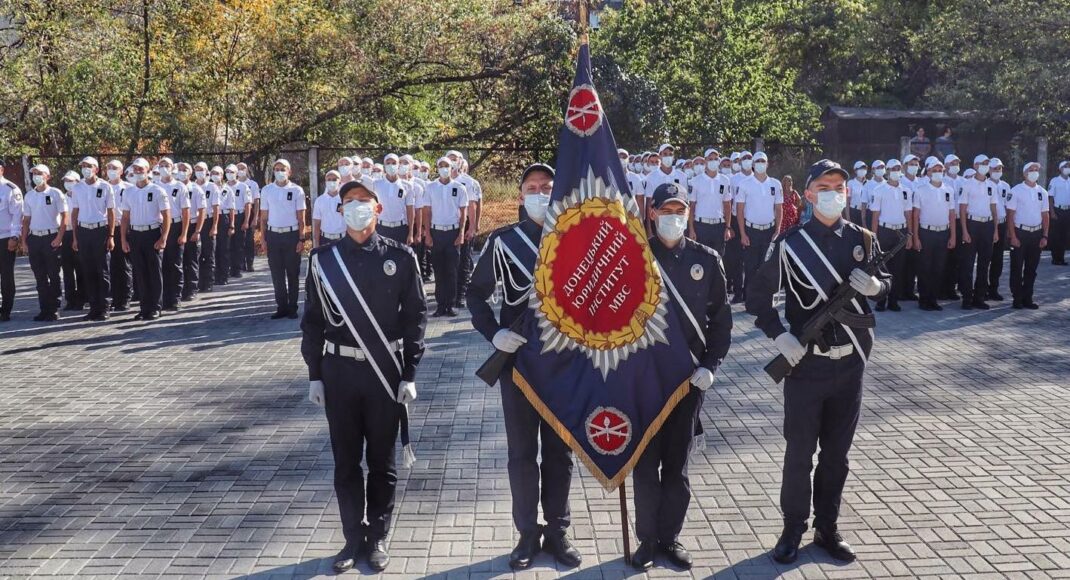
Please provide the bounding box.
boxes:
[45,195,52,205]
[987,187,992,197]
[902,190,908,200]
[287,191,293,201]
[398,188,404,198]
[770,186,775,196]
[97,188,104,198]
[451,187,458,197]
[718,185,724,195]
[674,178,681,184]
[944,192,950,202]
[172,188,178,196]
[1038,191,1043,201]
[148,192,153,201]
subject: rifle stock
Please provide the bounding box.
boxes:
[475,315,526,387]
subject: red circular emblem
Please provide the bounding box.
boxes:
[586,407,632,455]
[566,84,603,137]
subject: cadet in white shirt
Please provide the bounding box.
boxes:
[1006,162,1050,309]
[938,154,967,301]
[1048,159,1070,265]
[644,144,689,209]
[21,165,68,321]
[423,157,469,317]
[373,154,416,245]
[860,160,886,222]
[214,167,237,286]
[955,154,999,309]
[868,159,912,312]
[453,153,482,308]
[178,163,207,301]
[313,170,346,247]
[237,162,261,272]
[60,171,85,311]
[225,165,252,279]
[688,148,733,255]
[337,156,357,185]
[70,156,117,320]
[157,158,190,311]
[735,151,783,301]
[198,164,223,291]
[104,160,133,311]
[847,161,868,225]
[120,158,171,321]
[725,151,755,302]
[0,160,22,322]
[259,159,307,319]
[899,154,923,302]
[910,158,956,311]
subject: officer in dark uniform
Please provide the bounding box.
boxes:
[466,163,582,571]
[746,160,890,565]
[631,183,732,571]
[301,180,427,574]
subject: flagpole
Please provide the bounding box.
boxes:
[618,483,631,562]
[578,0,589,45]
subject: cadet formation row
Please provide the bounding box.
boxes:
[0,150,483,322]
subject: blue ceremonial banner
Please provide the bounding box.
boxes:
[512,43,695,490]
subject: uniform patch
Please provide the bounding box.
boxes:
[944,192,950,202]
[1006,192,1012,202]
[853,245,865,262]
[770,186,776,196]
[286,191,293,201]
[987,187,993,196]
[1038,191,1043,201]
[45,195,52,205]
[384,259,397,276]
[690,263,704,280]
[902,190,908,200]
[398,188,404,198]
[147,192,153,202]
[97,188,103,198]
[585,407,631,456]
[451,187,458,197]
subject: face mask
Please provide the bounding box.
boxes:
[384,164,398,177]
[976,164,989,176]
[339,165,352,176]
[656,214,687,242]
[211,174,222,183]
[523,193,551,222]
[1062,167,1070,177]
[815,190,847,219]
[741,159,753,171]
[660,155,674,168]
[753,162,768,174]
[175,171,188,182]
[152,174,161,184]
[685,168,695,178]
[63,182,75,192]
[325,180,339,193]
[1027,171,1040,183]
[990,171,1003,181]
[361,166,371,176]
[855,169,867,179]
[720,167,732,176]
[929,172,944,183]
[873,168,886,178]
[32,174,45,186]
[732,162,741,172]
[438,167,451,179]
[225,172,237,182]
[399,163,411,176]
[343,200,376,230]
[237,170,247,179]
[947,165,960,176]
[417,171,428,180]
[906,165,919,176]
[107,169,120,180]
[620,159,628,171]
[888,170,902,181]
[195,171,206,180]
[133,173,148,185]
[645,164,656,174]
[158,167,170,179]
[274,171,287,183]
[81,167,95,179]
[695,162,707,173]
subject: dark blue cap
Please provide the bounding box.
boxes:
[339,180,375,200]
[520,163,555,186]
[805,159,850,189]
[650,182,688,209]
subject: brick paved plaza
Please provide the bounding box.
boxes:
[1,255,1069,579]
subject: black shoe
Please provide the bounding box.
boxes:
[988,291,1004,301]
[431,310,444,318]
[931,302,944,311]
[902,293,919,301]
[813,527,856,562]
[32,312,49,322]
[631,540,656,571]
[1025,302,1040,310]
[543,532,582,568]
[888,303,902,312]
[112,304,129,312]
[0,313,10,322]
[946,292,961,301]
[919,302,938,312]
[332,542,360,574]
[875,304,886,312]
[509,530,541,570]
[83,313,95,321]
[367,539,389,572]
[1053,261,1068,266]
[163,304,179,312]
[133,313,145,321]
[972,300,990,310]
[286,309,299,319]
[961,300,974,310]
[730,295,745,305]
[146,311,161,321]
[772,526,804,564]
[94,312,110,321]
[454,299,467,309]
[659,540,692,569]
[270,310,287,320]
[63,303,83,311]
[1012,300,1024,309]
[231,272,243,279]
[444,308,458,317]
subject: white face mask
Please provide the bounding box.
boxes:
[1062,167,1070,177]
[339,165,352,176]
[815,190,847,219]
[107,169,121,181]
[438,167,451,179]
[158,167,171,179]
[947,165,960,176]
[81,167,95,179]
[720,167,732,176]
[695,162,706,173]
[133,172,149,185]
[361,166,371,176]
[929,172,944,183]
[873,167,886,177]
[656,213,687,242]
[225,172,237,182]
[63,181,75,192]
[211,174,222,183]
[274,171,288,183]
[741,159,753,171]
[976,164,989,176]
[855,168,867,179]
[523,193,551,222]
[660,155,674,168]
[888,170,902,181]
[990,171,1003,182]
[384,164,398,177]
[325,180,339,193]
[175,171,188,182]
[417,170,428,180]
[731,162,741,172]
[906,165,919,176]
[342,199,377,230]
[753,161,768,174]
[399,163,411,176]
[195,171,206,180]
[645,163,656,174]
[1026,171,1040,183]
[685,168,695,178]
[237,169,247,179]
[32,174,46,186]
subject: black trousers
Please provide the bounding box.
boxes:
[958,220,995,302]
[917,229,949,305]
[76,226,111,315]
[723,222,744,294]
[129,228,163,316]
[110,232,132,308]
[182,223,200,299]
[162,222,185,308]
[214,214,231,285]
[1051,208,1070,263]
[634,388,701,543]
[27,234,62,315]
[940,236,960,297]
[242,222,256,270]
[900,246,918,299]
[694,221,726,256]
[430,228,460,311]
[848,207,864,227]
[456,221,474,305]
[199,220,216,292]
[230,213,246,276]
[1009,228,1043,305]
[781,352,864,530]
[378,224,408,246]
[0,241,15,317]
[876,226,908,309]
[61,230,84,308]
[500,369,573,536]
[989,221,1007,294]
[322,354,401,544]
[742,225,775,301]
[266,230,301,313]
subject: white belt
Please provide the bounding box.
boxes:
[324,339,402,360]
[30,228,59,236]
[920,224,948,232]
[1018,225,1042,233]
[879,222,906,230]
[696,217,725,225]
[171,217,184,223]
[131,224,160,232]
[78,221,108,230]
[812,343,854,359]
[967,215,992,223]
[379,220,405,228]
[321,232,344,240]
[268,225,298,233]
[432,224,459,231]
[745,221,774,231]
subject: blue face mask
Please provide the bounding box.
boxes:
[815,190,847,219]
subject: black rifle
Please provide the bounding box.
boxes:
[476,314,527,387]
[764,232,908,383]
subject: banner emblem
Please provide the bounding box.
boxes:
[586,407,631,455]
[565,84,603,137]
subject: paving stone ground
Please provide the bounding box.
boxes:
[1,253,1069,579]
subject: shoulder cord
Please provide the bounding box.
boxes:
[309,253,346,328]
[781,241,821,311]
[493,237,532,306]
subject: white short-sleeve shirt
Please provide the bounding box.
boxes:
[0,178,23,239]
[313,192,346,235]
[161,180,191,220]
[229,181,253,212]
[689,172,733,220]
[260,182,306,228]
[424,179,469,227]
[958,176,997,219]
[912,181,954,227]
[1006,183,1048,227]
[736,174,783,224]
[23,187,67,232]
[70,178,115,225]
[373,177,415,223]
[869,181,912,227]
[1048,175,1070,207]
[847,178,867,209]
[187,182,208,214]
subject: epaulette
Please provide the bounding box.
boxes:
[380,235,418,259]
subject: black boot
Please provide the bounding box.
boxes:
[367,539,390,572]
[508,529,541,570]
[543,531,581,567]
[332,542,360,573]
[631,540,656,570]
[813,527,856,562]
[659,540,693,569]
[772,525,804,564]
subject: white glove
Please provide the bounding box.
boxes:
[849,268,881,297]
[492,329,527,353]
[308,380,325,407]
[397,381,417,405]
[774,333,806,366]
[690,367,715,391]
